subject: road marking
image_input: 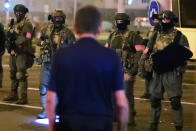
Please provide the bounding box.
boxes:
[28,88,39,91]
[2,64,41,68]
[0,97,196,110]
[0,101,42,109]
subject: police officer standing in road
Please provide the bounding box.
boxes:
[140,11,190,131]
[140,14,160,99]
[3,4,34,104]
[0,23,5,88]
[37,10,75,119]
[105,13,144,125]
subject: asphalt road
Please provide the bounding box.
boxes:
[0,61,196,131]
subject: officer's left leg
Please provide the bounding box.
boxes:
[125,74,136,125]
[37,64,50,119]
[164,71,183,131]
[170,97,183,131]
[0,55,3,88]
[15,54,28,104]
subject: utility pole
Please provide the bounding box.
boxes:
[117,0,125,13]
[73,0,77,23]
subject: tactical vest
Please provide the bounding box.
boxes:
[154,30,177,51]
[109,31,136,71]
[39,24,70,64]
[13,17,31,38]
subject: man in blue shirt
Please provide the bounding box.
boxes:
[46,5,129,131]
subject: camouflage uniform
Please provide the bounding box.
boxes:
[0,23,5,88]
[106,13,143,125]
[140,14,160,99]
[37,10,76,119]
[141,11,190,131]
[3,4,34,104]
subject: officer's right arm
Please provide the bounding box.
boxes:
[105,32,114,48]
[0,23,5,55]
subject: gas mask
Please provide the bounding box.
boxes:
[52,16,65,29]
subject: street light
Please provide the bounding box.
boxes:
[3,0,11,25]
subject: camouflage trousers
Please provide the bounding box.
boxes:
[9,54,28,101]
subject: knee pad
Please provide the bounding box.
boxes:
[151,97,161,108]
[40,87,47,96]
[16,72,25,80]
[170,97,181,110]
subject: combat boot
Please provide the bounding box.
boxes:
[149,124,158,131]
[16,99,28,104]
[37,110,47,119]
[175,126,182,131]
[128,111,136,126]
[3,92,18,101]
[140,93,151,99]
[16,92,28,104]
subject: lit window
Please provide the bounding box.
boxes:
[142,0,150,4]
[126,0,133,5]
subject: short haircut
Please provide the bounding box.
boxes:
[75,5,101,34]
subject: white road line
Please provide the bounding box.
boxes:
[0,97,196,110]
[28,88,39,91]
[0,101,42,109]
[2,64,41,67]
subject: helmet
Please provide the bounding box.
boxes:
[51,10,66,18]
[159,10,178,24]
[159,10,178,32]
[114,13,130,30]
[50,10,66,26]
[14,4,28,14]
[115,13,130,21]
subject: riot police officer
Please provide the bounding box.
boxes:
[141,11,190,131]
[105,13,144,125]
[37,10,75,119]
[140,14,160,99]
[0,23,5,88]
[3,4,34,104]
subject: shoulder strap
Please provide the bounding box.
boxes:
[148,31,158,53]
[173,31,182,44]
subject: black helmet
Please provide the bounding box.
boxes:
[159,10,178,24]
[115,13,129,21]
[114,13,130,26]
[14,4,28,14]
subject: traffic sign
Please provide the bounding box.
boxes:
[148,0,159,26]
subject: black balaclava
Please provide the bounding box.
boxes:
[116,20,129,31]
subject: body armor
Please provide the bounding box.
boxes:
[109,31,136,72]
[154,30,176,50]
[38,23,75,64]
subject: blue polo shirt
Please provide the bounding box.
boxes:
[48,37,124,117]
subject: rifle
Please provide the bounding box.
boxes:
[6,18,17,54]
